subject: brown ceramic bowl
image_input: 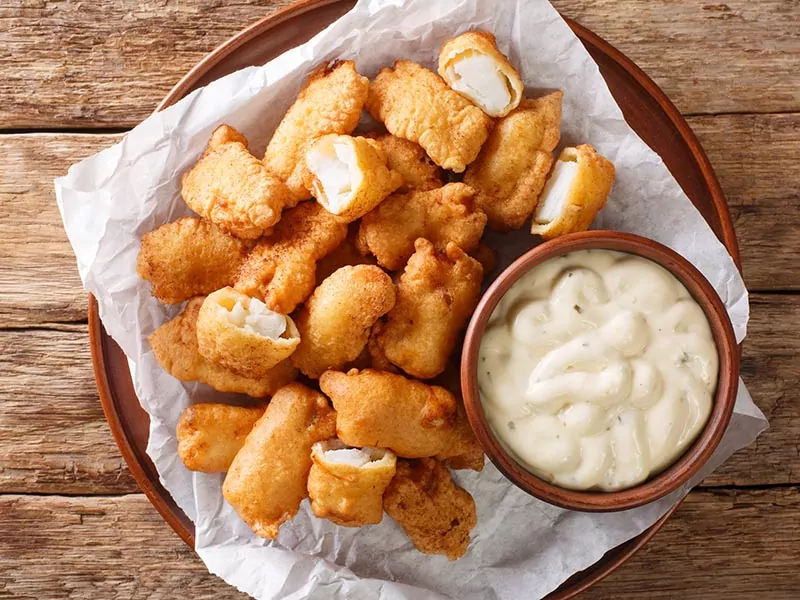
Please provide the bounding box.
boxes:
[461,230,739,512]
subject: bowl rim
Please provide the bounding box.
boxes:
[460,230,739,512]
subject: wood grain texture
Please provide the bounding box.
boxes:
[583,487,800,599]
[0,0,292,129]
[0,326,138,494]
[553,0,800,116]
[1,114,798,327]
[0,133,119,327]
[688,113,800,291]
[0,489,798,599]
[0,0,797,129]
[0,294,796,494]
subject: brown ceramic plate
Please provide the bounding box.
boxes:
[88,0,741,597]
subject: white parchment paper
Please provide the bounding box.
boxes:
[55,0,768,598]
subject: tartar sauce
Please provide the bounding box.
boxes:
[478,249,719,491]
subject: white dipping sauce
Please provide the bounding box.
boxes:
[478,249,719,491]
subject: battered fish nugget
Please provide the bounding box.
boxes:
[433,364,485,472]
[291,266,395,378]
[315,230,377,285]
[464,93,563,231]
[137,217,251,304]
[366,60,492,172]
[319,369,457,458]
[531,144,615,239]
[149,298,297,398]
[383,458,477,560]
[235,201,348,314]
[304,134,403,221]
[371,134,442,192]
[374,240,483,379]
[181,125,293,239]
[196,287,300,379]
[223,383,336,539]
[438,31,523,118]
[307,440,396,527]
[357,182,487,271]
[264,61,370,201]
[177,403,265,473]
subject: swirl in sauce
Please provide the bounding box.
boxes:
[478,249,718,491]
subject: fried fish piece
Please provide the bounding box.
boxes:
[264,61,370,201]
[383,458,477,560]
[136,217,251,304]
[432,365,485,472]
[149,297,297,398]
[438,31,523,118]
[370,134,442,192]
[319,369,457,458]
[464,92,563,231]
[222,383,337,539]
[314,229,377,285]
[291,265,396,379]
[531,144,615,239]
[373,240,483,379]
[366,60,492,172]
[235,201,348,314]
[176,403,265,473]
[304,134,403,221]
[356,182,487,271]
[181,125,293,239]
[307,440,397,527]
[196,287,300,379]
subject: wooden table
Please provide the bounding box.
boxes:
[1,1,798,598]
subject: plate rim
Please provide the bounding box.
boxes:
[88,1,741,597]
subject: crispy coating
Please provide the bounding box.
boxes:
[432,366,485,471]
[303,134,403,221]
[264,61,370,201]
[370,134,442,192]
[366,330,399,373]
[373,240,483,379]
[196,287,300,378]
[176,403,265,473]
[149,297,297,398]
[315,230,377,285]
[235,201,348,314]
[319,369,457,458]
[136,217,252,304]
[222,383,337,538]
[181,125,293,239]
[464,93,563,231]
[291,266,396,378]
[438,31,523,118]
[307,441,397,527]
[531,144,615,239]
[383,458,477,560]
[366,60,492,172]
[356,182,487,271]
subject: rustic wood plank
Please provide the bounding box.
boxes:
[687,113,800,291]
[0,326,138,494]
[0,293,796,493]
[0,133,120,327]
[0,0,798,128]
[584,487,800,599]
[554,0,800,116]
[0,489,798,599]
[1,114,798,326]
[0,0,292,129]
